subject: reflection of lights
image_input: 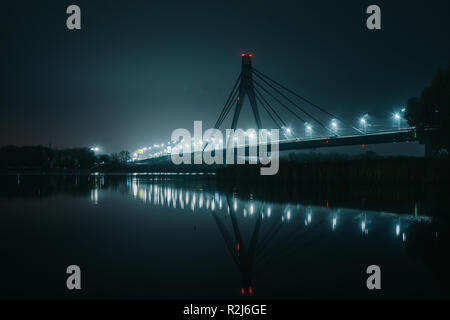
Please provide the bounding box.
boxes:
[199,194,204,209]
[332,217,337,231]
[396,224,400,236]
[132,180,138,198]
[234,200,237,211]
[402,232,406,242]
[361,221,366,232]
[287,210,291,220]
[250,204,254,215]
[267,207,271,217]
[91,189,98,204]
[305,206,312,225]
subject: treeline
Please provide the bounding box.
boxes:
[0,146,130,171]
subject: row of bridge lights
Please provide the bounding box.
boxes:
[132,109,407,160]
[283,108,406,139]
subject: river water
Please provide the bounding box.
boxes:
[1,174,449,299]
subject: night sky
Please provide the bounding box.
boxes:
[1,0,449,153]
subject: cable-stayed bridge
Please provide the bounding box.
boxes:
[132,53,421,163]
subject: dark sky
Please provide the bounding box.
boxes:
[1,0,449,153]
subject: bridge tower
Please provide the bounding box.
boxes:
[230,53,263,130]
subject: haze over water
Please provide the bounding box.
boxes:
[1,174,449,299]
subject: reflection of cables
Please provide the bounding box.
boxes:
[252,69,330,132]
[257,218,328,270]
[253,68,361,134]
[254,88,284,129]
[254,81,306,123]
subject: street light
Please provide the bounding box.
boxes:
[282,126,292,138]
[394,113,401,130]
[305,123,312,138]
[331,119,338,134]
[360,115,367,134]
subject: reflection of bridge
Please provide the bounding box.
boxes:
[132,53,421,162]
[119,177,431,296]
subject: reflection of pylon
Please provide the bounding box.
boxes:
[230,53,262,131]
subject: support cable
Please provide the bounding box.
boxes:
[252,69,331,133]
[253,68,362,134]
[254,90,283,129]
[214,73,241,129]
[254,87,286,128]
[254,81,306,123]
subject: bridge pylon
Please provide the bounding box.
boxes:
[230,53,263,131]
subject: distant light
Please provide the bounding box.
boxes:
[90,147,100,152]
[241,53,245,57]
[394,113,401,120]
[249,54,253,57]
[360,118,366,124]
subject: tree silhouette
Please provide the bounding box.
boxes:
[406,65,450,152]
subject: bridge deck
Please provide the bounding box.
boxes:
[135,129,418,164]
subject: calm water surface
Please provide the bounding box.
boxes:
[0,174,449,299]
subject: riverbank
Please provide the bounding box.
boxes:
[216,158,450,185]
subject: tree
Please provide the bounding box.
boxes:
[118,150,131,163]
[110,150,130,164]
[97,154,110,164]
[406,65,450,151]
